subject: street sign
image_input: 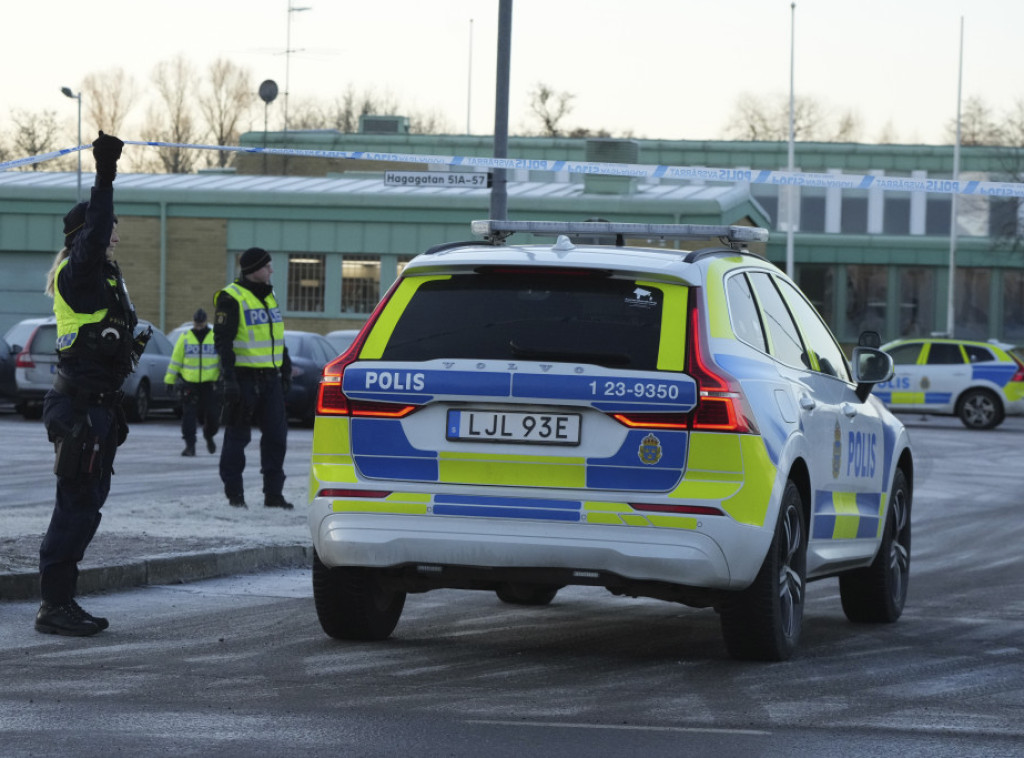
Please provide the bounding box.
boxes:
[384,171,492,188]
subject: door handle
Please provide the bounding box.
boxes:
[841,402,858,418]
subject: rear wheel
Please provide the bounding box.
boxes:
[495,583,560,606]
[19,401,42,420]
[312,550,405,640]
[957,388,1003,429]
[719,479,806,662]
[840,468,911,623]
[125,381,150,422]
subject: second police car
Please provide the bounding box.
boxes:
[875,337,1024,429]
[307,220,913,661]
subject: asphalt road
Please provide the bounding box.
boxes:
[0,411,1022,756]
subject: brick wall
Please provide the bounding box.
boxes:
[114,216,228,331]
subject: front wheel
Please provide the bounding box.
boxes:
[495,583,560,606]
[839,468,911,623]
[958,388,1003,429]
[312,551,405,641]
[719,479,807,662]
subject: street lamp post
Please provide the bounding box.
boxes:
[61,86,82,202]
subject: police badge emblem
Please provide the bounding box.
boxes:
[638,433,663,465]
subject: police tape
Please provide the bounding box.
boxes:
[4,139,1024,199]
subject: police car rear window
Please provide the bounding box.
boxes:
[379,273,665,370]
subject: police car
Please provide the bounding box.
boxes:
[307,220,913,661]
[875,337,1024,429]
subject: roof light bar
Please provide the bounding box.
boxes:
[470,219,769,247]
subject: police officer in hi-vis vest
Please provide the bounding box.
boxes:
[37,131,151,637]
[213,247,293,509]
[165,307,221,456]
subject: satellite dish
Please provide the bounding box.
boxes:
[259,80,279,104]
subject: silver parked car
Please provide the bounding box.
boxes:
[5,316,177,421]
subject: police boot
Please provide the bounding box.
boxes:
[70,599,109,631]
[182,443,196,457]
[264,494,294,510]
[35,601,101,637]
[204,434,217,454]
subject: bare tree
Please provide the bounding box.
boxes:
[8,109,62,171]
[950,95,1002,146]
[875,120,901,144]
[142,56,202,173]
[81,68,138,135]
[528,83,574,137]
[197,58,255,168]
[724,94,861,142]
[409,109,454,135]
[288,87,407,132]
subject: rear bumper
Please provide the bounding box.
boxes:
[309,498,755,591]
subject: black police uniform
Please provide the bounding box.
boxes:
[36,132,143,637]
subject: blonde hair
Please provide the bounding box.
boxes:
[44,247,71,298]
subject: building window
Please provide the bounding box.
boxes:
[954,267,990,341]
[753,192,778,227]
[898,268,934,337]
[1003,270,1024,342]
[845,265,887,339]
[840,197,868,234]
[799,196,826,233]
[286,254,325,312]
[342,255,381,313]
[926,198,951,235]
[883,197,911,235]
[989,197,1019,239]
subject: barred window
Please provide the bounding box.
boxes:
[287,254,326,312]
[342,255,381,313]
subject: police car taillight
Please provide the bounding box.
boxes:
[317,282,417,418]
[686,308,758,434]
[14,349,34,369]
[318,351,416,419]
[1011,355,1024,383]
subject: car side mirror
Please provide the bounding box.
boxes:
[851,346,894,402]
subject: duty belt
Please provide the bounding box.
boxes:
[53,373,124,407]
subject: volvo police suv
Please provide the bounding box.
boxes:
[307,220,913,661]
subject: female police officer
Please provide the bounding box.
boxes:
[36,131,148,636]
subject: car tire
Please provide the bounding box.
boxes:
[719,479,806,662]
[312,550,405,641]
[839,468,911,623]
[957,388,1003,429]
[125,380,150,422]
[495,582,561,606]
[19,401,42,420]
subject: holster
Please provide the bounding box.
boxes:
[53,414,101,478]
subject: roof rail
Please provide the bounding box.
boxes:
[470,219,769,250]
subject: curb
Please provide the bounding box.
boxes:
[0,544,313,602]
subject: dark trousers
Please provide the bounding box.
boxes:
[219,370,288,499]
[39,390,119,605]
[180,381,220,445]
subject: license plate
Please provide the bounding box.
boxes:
[447,410,581,445]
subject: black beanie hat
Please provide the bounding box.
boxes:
[62,202,88,243]
[239,247,272,275]
[193,308,207,322]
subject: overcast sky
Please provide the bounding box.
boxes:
[3,0,1022,152]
